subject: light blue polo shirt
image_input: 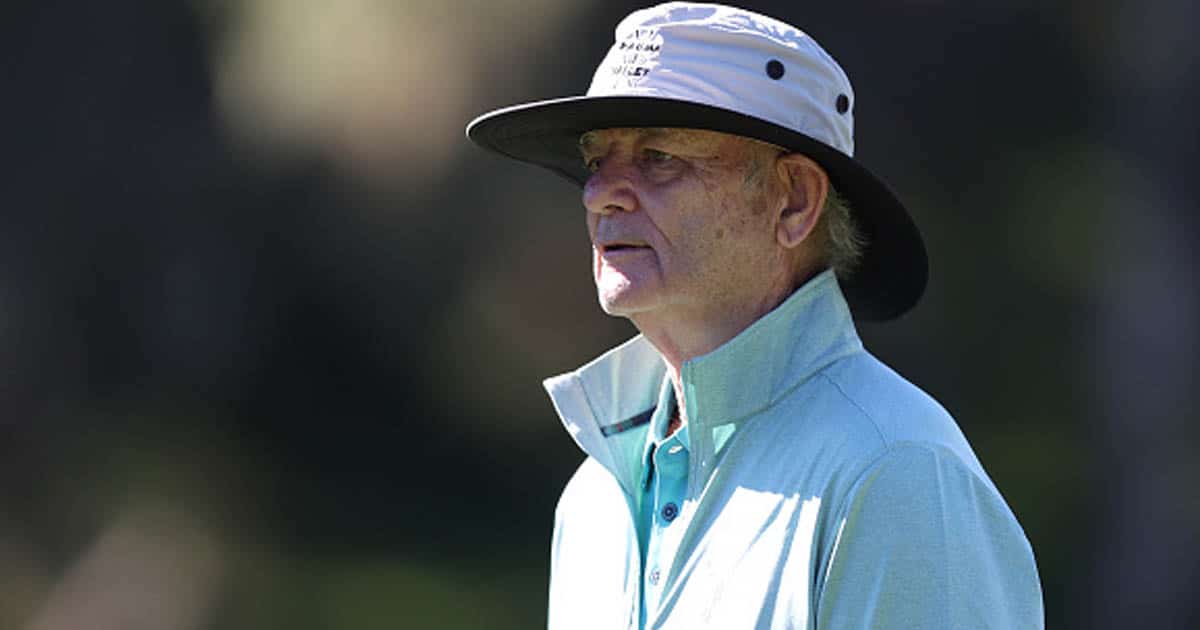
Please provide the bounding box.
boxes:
[544,270,1045,629]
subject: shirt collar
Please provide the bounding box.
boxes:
[543,269,862,496]
[679,269,862,431]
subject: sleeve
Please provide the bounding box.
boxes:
[814,443,1044,629]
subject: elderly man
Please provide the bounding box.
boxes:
[468,3,1043,629]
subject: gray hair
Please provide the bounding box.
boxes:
[820,186,866,279]
[741,145,865,278]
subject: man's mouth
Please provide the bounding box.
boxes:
[599,242,650,253]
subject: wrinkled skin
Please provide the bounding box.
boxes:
[581,128,802,361]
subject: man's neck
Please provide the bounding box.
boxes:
[633,297,778,371]
[667,376,685,438]
[638,291,791,439]
[632,265,824,438]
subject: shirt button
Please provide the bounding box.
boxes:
[661,502,679,522]
[649,567,661,586]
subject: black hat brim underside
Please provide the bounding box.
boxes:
[467,95,927,321]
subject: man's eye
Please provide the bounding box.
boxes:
[644,149,674,163]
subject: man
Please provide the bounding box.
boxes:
[467,3,1043,628]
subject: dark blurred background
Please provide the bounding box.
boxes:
[1,1,1197,628]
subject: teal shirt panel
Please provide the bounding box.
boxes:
[637,385,689,629]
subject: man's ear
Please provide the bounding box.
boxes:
[774,153,829,249]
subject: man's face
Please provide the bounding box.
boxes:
[580,127,786,324]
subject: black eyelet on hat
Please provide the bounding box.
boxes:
[765,59,785,80]
[836,94,850,114]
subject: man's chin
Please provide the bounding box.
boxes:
[596,289,654,318]
[597,298,636,318]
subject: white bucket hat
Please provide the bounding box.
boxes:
[467,2,926,320]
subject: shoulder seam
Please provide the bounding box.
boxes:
[817,370,889,446]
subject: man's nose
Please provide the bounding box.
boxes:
[583,159,638,216]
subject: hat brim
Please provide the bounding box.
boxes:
[467,95,926,321]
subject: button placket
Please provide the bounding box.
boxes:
[644,426,690,622]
